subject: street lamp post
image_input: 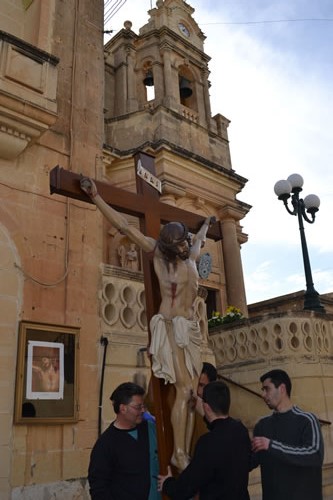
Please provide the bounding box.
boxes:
[274,173,325,313]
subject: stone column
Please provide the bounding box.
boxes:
[195,80,206,126]
[115,62,127,115]
[152,62,164,104]
[201,68,212,129]
[219,206,248,316]
[126,48,138,112]
[162,46,177,108]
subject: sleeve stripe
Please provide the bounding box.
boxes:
[271,406,321,456]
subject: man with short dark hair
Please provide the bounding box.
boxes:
[197,362,218,401]
[158,380,251,499]
[189,361,217,457]
[252,369,324,500]
[88,382,160,500]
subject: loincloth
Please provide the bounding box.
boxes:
[149,314,202,384]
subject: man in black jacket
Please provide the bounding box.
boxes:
[88,382,160,500]
[251,369,324,500]
[158,380,251,499]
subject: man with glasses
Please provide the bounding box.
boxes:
[88,382,160,500]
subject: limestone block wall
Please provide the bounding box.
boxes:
[0,0,55,50]
[105,106,232,170]
[0,0,105,497]
[11,479,90,500]
[0,223,23,499]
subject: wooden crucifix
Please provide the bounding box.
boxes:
[50,151,222,475]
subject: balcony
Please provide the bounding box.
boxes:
[209,310,333,370]
[0,31,59,160]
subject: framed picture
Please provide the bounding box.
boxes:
[14,321,80,424]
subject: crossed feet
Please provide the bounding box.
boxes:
[171,449,191,472]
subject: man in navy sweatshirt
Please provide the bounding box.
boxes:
[252,369,324,500]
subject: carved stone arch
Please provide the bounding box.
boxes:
[174,57,201,81]
[177,62,194,81]
[109,227,141,271]
[137,56,156,105]
[177,63,197,111]
[140,56,155,71]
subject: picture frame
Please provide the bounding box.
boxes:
[14,321,80,424]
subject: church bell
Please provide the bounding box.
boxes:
[179,77,192,98]
[143,70,154,87]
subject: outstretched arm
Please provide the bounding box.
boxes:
[80,177,156,253]
[190,216,216,260]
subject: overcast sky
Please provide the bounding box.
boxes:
[104,0,333,306]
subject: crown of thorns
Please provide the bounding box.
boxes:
[159,222,189,244]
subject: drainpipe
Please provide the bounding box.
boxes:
[133,347,148,391]
[98,336,109,437]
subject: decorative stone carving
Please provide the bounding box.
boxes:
[209,314,333,369]
[197,252,212,279]
[0,31,58,159]
[100,265,147,345]
[117,243,139,271]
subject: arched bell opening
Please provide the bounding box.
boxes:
[142,62,155,102]
[178,66,197,111]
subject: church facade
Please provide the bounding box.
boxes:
[0,1,332,498]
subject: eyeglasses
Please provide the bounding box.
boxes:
[128,404,146,411]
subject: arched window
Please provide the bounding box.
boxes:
[143,66,155,102]
[178,66,197,111]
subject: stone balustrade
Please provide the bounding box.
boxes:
[180,104,199,123]
[209,311,333,370]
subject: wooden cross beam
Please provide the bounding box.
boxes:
[50,156,222,240]
[50,151,222,475]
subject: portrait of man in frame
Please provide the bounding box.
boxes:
[26,341,64,400]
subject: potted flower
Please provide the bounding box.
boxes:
[208,306,243,329]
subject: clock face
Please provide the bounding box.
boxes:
[178,22,190,37]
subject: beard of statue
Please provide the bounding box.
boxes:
[177,248,190,260]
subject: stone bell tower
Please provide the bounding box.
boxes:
[103,0,250,318]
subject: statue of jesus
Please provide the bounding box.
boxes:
[80,177,215,471]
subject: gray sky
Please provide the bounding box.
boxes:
[105,0,333,305]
